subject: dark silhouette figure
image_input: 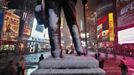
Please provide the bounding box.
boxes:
[94,53,105,69]
[95,52,100,59]
[99,59,105,69]
[39,54,44,62]
[119,60,128,75]
[105,52,108,60]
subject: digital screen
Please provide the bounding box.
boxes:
[118,27,134,44]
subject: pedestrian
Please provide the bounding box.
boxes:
[105,52,108,60]
[99,59,105,69]
[94,52,100,59]
[1,59,17,75]
[36,0,85,58]
[119,60,128,75]
[39,54,44,62]
[17,56,25,75]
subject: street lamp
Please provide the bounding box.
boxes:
[81,0,88,55]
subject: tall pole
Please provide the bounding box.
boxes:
[81,0,88,55]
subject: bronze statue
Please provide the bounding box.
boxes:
[35,0,85,58]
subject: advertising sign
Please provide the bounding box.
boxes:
[118,27,134,44]
[97,24,102,41]
[102,30,109,41]
[23,12,33,36]
[0,10,4,33]
[97,2,114,42]
[2,10,20,41]
[117,0,134,28]
[117,0,134,44]
[97,15,110,42]
[108,12,114,42]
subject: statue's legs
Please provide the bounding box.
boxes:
[62,0,84,55]
[69,25,84,55]
[47,1,62,58]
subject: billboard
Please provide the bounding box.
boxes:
[0,9,4,33]
[117,0,134,28]
[117,0,134,44]
[2,10,20,41]
[97,1,114,42]
[97,24,102,41]
[118,27,134,44]
[97,15,110,41]
[108,13,114,41]
[22,12,34,37]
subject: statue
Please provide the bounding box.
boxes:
[35,0,85,58]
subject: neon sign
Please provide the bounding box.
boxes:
[97,15,107,25]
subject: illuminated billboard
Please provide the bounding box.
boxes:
[2,10,20,41]
[108,13,114,42]
[96,2,114,42]
[97,24,102,41]
[117,0,134,44]
[118,27,134,44]
[23,12,34,37]
[97,15,109,42]
[117,0,134,28]
[97,13,115,42]
[23,23,31,36]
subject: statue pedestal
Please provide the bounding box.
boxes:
[31,55,105,75]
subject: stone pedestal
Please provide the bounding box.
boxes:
[31,55,105,75]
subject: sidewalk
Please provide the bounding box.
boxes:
[89,51,134,75]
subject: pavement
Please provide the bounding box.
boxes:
[89,52,134,75]
[0,51,134,75]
